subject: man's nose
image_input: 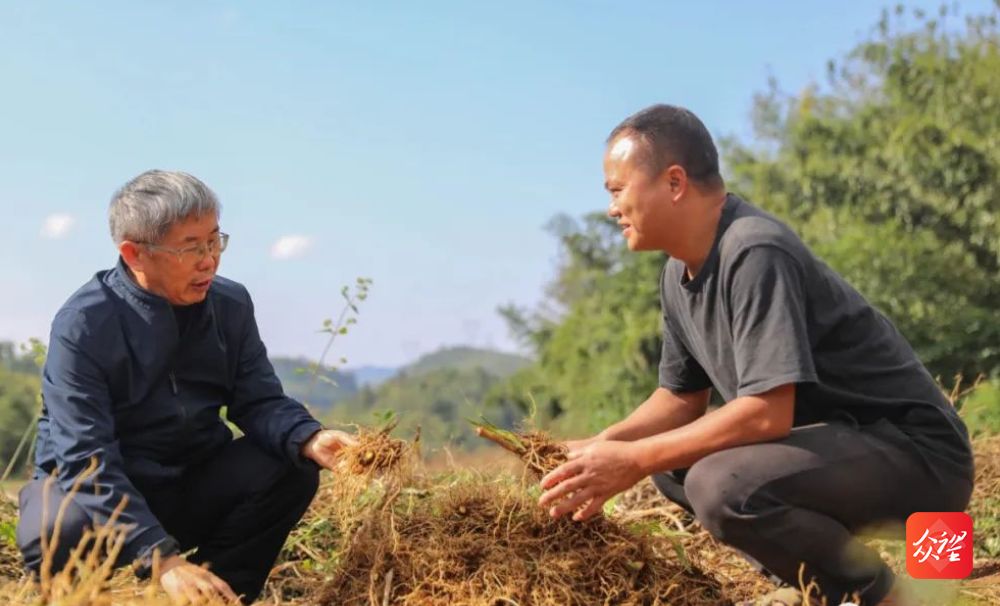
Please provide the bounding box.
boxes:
[197,251,218,273]
[607,201,621,218]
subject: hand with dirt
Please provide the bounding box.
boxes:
[159,554,240,604]
[538,440,644,522]
[301,429,358,470]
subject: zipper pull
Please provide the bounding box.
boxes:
[169,371,179,395]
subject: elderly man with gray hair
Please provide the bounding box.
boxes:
[16,170,355,604]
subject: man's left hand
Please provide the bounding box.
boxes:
[538,440,644,521]
[301,429,357,470]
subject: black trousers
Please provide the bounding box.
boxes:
[651,413,974,605]
[17,438,319,604]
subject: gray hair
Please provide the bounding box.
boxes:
[108,170,221,245]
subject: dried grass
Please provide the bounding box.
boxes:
[318,474,725,605]
[0,430,996,605]
[613,479,776,603]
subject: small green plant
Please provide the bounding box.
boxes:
[298,277,373,406]
[370,408,397,430]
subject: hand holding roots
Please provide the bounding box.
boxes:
[472,419,568,477]
[339,421,413,477]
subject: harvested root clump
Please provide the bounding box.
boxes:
[317,421,723,605]
[341,422,413,477]
[324,423,419,523]
[473,421,567,477]
[318,477,724,606]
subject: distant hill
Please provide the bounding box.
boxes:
[271,357,359,412]
[324,346,529,451]
[350,365,398,388]
[402,346,530,378]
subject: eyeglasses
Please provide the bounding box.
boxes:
[142,232,230,264]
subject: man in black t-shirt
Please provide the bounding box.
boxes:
[537,105,974,606]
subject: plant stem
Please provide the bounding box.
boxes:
[474,426,527,456]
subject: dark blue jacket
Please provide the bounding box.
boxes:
[33,258,323,564]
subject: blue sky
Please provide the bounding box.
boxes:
[1,1,992,367]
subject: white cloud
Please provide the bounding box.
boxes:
[40,213,76,239]
[270,235,313,260]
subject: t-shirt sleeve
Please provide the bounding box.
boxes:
[658,265,713,393]
[728,245,818,397]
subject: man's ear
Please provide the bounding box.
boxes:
[664,164,689,203]
[119,241,146,273]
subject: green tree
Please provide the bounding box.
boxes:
[724,4,1000,378]
[0,367,41,477]
[489,215,664,433]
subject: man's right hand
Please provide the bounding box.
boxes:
[564,435,602,454]
[159,554,240,604]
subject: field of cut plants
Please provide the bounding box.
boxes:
[1,423,998,606]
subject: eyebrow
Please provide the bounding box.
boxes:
[180,226,220,243]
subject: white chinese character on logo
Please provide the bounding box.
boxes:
[944,530,967,563]
[912,528,967,564]
[912,528,940,563]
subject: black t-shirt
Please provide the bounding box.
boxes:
[658,194,970,453]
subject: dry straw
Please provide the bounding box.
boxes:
[1,430,997,605]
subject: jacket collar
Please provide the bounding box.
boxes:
[105,257,174,320]
[97,257,179,371]
[103,258,217,354]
